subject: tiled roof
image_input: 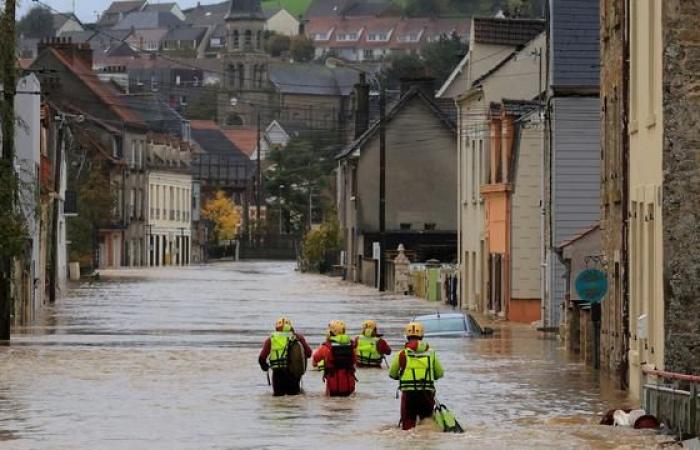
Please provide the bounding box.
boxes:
[104,0,146,14]
[143,3,178,13]
[184,1,230,26]
[58,30,97,43]
[550,0,599,89]
[558,223,600,249]
[226,0,266,21]
[269,63,358,96]
[113,11,184,30]
[306,16,468,49]
[472,17,545,46]
[191,120,250,159]
[163,26,207,41]
[121,93,186,136]
[222,127,258,157]
[44,47,142,125]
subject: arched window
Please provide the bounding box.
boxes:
[244,30,252,49]
[256,30,262,50]
[226,113,243,126]
[233,29,239,49]
[227,64,236,89]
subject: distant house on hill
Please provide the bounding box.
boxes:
[143,2,186,21]
[114,11,185,52]
[98,0,147,28]
[52,12,84,36]
[265,7,300,36]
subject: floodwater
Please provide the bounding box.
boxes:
[0,262,668,449]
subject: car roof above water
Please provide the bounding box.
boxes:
[414,313,465,321]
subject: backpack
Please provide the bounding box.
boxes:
[433,403,464,433]
[330,342,354,370]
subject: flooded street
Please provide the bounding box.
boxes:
[0,262,664,449]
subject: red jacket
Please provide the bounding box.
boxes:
[312,339,357,396]
[259,332,312,367]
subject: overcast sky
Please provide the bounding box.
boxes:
[18,1,224,23]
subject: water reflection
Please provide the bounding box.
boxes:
[0,262,667,449]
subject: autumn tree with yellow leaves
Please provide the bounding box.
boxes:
[202,191,242,241]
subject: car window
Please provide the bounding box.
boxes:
[419,317,466,333]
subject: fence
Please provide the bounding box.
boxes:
[405,263,459,304]
[643,368,700,438]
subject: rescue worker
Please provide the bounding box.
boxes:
[353,320,391,368]
[258,317,312,396]
[312,320,357,397]
[389,322,444,430]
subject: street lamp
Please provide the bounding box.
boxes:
[325,57,387,291]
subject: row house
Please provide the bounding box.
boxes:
[437,17,545,319]
[306,17,469,62]
[31,40,195,270]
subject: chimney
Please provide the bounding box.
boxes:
[298,16,306,35]
[399,76,435,96]
[37,39,93,67]
[353,72,370,138]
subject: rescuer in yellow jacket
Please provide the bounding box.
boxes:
[353,320,391,368]
[389,322,444,430]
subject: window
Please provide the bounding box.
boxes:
[471,139,477,201]
[363,48,374,60]
[180,96,187,106]
[367,32,388,41]
[150,76,159,92]
[232,30,239,49]
[647,0,656,126]
[129,189,136,219]
[193,76,200,87]
[175,75,181,86]
[244,29,252,48]
[210,37,222,48]
[336,32,359,41]
[630,0,638,131]
[256,30,262,49]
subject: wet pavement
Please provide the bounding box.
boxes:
[0,262,668,449]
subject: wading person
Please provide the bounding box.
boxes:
[259,317,312,396]
[312,320,356,397]
[354,320,391,368]
[389,322,444,430]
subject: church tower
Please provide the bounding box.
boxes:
[220,0,273,127]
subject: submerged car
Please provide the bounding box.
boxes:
[414,312,493,337]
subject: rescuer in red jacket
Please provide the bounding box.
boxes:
[258,317,312,396]
[312,320,357,397]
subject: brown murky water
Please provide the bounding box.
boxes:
[0,262,667,449]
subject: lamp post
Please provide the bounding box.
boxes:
[325,57,386,291]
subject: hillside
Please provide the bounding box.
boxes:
[262,0,313,17]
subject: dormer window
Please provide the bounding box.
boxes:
[336,32,359,41]
[367,32,389,42]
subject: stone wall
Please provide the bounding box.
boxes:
[599,0,629,387]
[662,0,700,375]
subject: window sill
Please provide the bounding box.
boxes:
[645,114,656,129]
[630,120,639,134]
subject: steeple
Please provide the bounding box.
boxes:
[225,0,266,21]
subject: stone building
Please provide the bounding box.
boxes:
[659,0,700,382]
[218,0,274,127]
[599,0,629,390]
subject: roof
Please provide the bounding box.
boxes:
[52,13,80,32]
[222,127,258,157]
[191,120,250,159]
[226,0,266,21]
[121,94,186,136]
[143,3,178,13]
[184,1,230,26]
[558,223,601,249]
[501,98,540,116]
[472,17,545,46]
[105,41,139,57]
[113,11,184,30]
[337,86,456,160]
[163,26,207,42]
[104,1,146,14]
[269,63,358,96]
[39,47,142,125]
[550,0,600,89]
[58,30,97,43]
[306,0,395,17]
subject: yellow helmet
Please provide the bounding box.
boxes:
[275,316,292,332]
[328,320,346,336]
[361,320,378,337]
[404,322,424,339]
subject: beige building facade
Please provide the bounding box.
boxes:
[627,0,664,400]
[444,19,545,313]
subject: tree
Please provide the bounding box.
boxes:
[265,33,291,57]
[421,33,468,86]
[503,0,534,17]
[385,53,426,87]
[17,6,53,39]
[183,89,218,121]
[290,35,314,62]
[202,191,242,241]
[301,215,341,273]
